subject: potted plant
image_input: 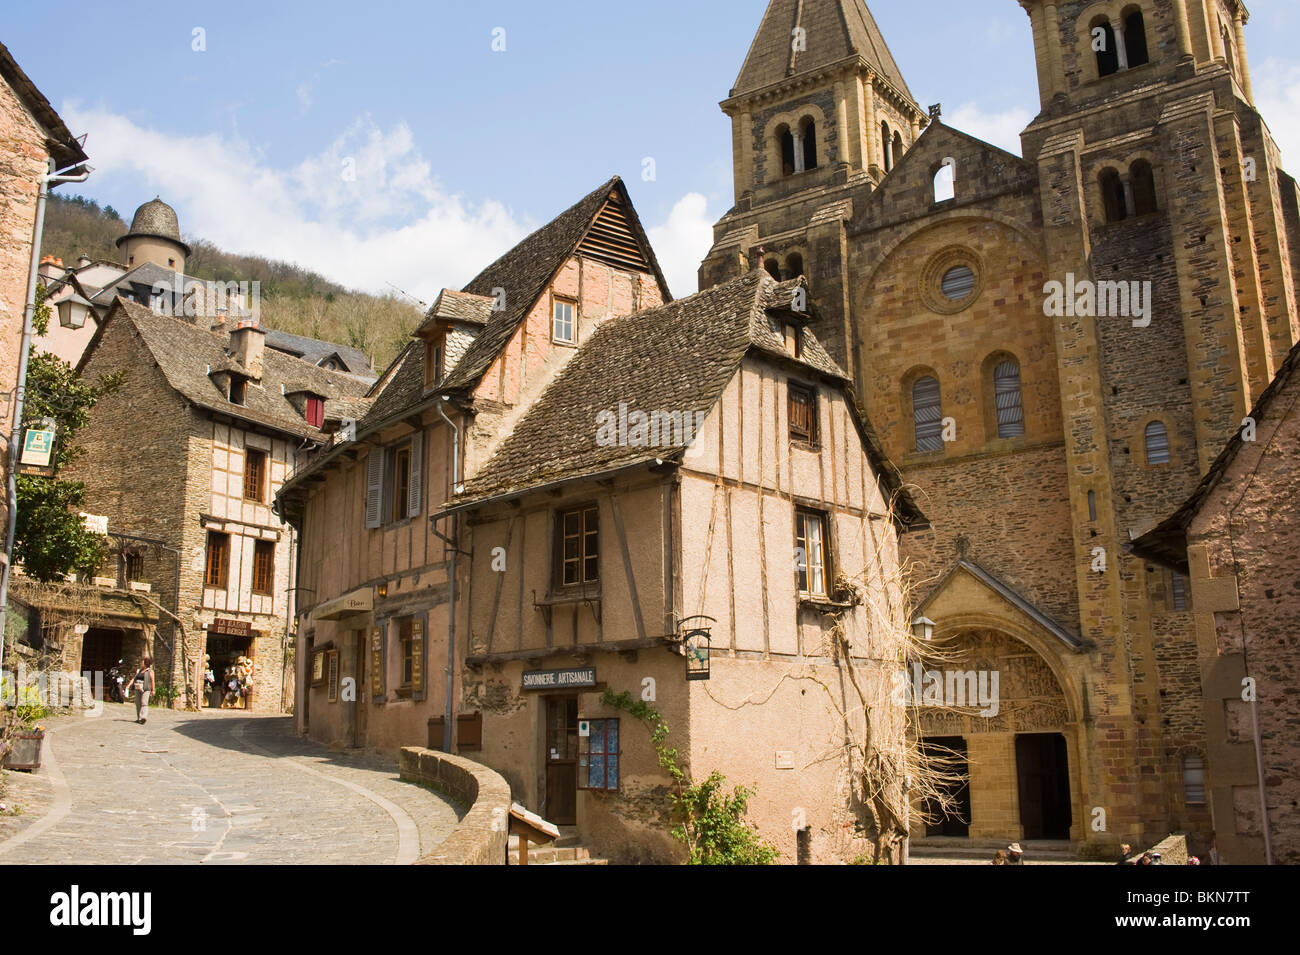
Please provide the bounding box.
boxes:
[1,725,45,771]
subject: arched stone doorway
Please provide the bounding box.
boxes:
[913,627,1082,843]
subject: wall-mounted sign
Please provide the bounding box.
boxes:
[80,512,108,535]
[210,617,253,637]
[522,667,596,691]
[19,428,54,467]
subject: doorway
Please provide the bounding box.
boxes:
[80,628,124,700]
[205,634,254,708]
[921,736,971,837]
[544,696,578,825]
[1015,733,1072,839]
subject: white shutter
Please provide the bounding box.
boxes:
[994,360,1026,438]
[913,377,944,452]
[365,448,384,529]
[407,431,423,518]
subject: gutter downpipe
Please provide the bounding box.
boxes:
[0,159,91,680]
[434,397,460,755]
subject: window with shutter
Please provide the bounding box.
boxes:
[252,540,275,595]
[1144,421,1171,465]
[994,359,1025,438]
[364,449,384,529]
[1171,571,1189,611]
[407,431,423,518]
[1183,755,1205,805]
[788,383,817,444]
[205,532,230,589]
[305,396,324,428]
[913,376,944,453]
[244,449,267,501]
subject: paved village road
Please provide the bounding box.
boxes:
[0,706,459,865]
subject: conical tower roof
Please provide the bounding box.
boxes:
[116,196,192,256]
[732,0,912,99]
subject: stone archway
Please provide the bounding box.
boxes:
[913,627,1081,843]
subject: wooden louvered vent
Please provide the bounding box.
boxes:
[577,198,651,274]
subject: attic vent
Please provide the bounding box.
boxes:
[577,199,651,274]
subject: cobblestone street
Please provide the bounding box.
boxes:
[0,706,459,865]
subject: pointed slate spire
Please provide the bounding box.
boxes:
[732,0,912,99]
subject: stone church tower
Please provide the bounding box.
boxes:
[706,0,1300,860]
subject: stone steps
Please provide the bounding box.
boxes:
[507,828,606,865]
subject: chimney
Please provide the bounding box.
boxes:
[38,255,65,282]
[230,321,266,379]
[210,304,228,332]
[76,253,91,268]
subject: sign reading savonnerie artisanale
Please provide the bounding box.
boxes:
[521,667,596,691]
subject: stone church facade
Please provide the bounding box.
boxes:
[702,0,1299,857]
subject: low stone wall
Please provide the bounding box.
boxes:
[399,747,511,865]
[1144,833,1189,865]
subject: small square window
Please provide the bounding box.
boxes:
[553,299,576,344]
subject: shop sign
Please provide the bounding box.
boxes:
[521,667,596,691]
[210,617,252,637]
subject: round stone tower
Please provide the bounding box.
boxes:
[115,196,191,271]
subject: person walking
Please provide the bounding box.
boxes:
[133,657,155,724]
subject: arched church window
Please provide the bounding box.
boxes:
[1221,22,1236,77]
[1131,160,1158,216]
[1093,18,1119,77]
[893,132,905,167]
[913,376,944,453]
[934,161,955,203]
[993,358,1025,439]
[1144,421,1171,465]
[1100,168,1127,223]
[1124,9,1150,68]
[764,258,781,280]
[785,252,804,279]
[801,119,818,171]
[778,125,796,178]
[882,121,893,171]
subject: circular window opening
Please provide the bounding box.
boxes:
[941,266,976,301]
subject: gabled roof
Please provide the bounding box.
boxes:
[420,289,496,332]
[439,175,670,396]
[446,269,923,527]
[732,0,913,101]
[1131,338,1300,572]
[0,41,88,169]
[917,558,1086,652]
[80,297,370,440]
[261,329,375,381]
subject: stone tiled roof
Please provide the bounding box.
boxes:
[451,269,923,526]
[0,41,88,169]
[117,197,190,254]
[85,297,370,440]
[420,289,495,332]
[1130,338,1300,571]
[732,0,913,100]
[439,175,668,395]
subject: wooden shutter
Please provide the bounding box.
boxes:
[410,615,426,701]
[407,431,423,518]
[369,625,385,700]
[365,449,384,529]
[994,360,1026,438]
[913,377,944,452]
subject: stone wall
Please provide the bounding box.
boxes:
[399,746,510,865]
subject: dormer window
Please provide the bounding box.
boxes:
[305,395,324,428]
[423,337,444,390]
[782,322,802,359]
[229,376,247,405]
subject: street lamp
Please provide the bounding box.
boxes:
[911,616,936,641]
[56,291,92,329]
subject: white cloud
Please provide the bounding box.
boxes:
[647,192,714,299]
[942,102,1033,156]
[61,104,529,304]
[1252,58,1300,169]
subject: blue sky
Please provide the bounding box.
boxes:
[8,1,1300,301]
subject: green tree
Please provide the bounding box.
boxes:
[11,289,122,581]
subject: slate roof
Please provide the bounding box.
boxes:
[1130,338,1300,571]
[117,197,191,255]
[418,289,495,333]
[732,0,913,101]
[262,329,375,380]
[439,175,669,395]
[449,269,923,527]
[83,297,370,440]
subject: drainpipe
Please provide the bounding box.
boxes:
[0,159,91,679]
[434,397,460,755]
